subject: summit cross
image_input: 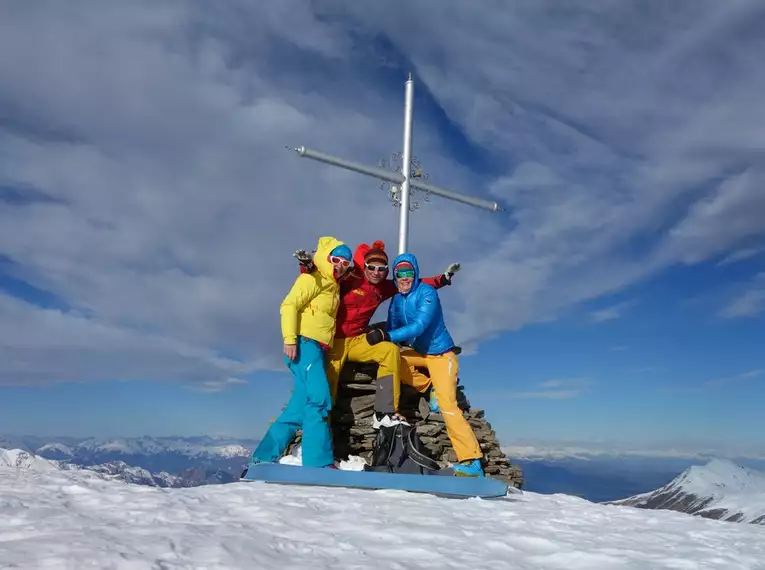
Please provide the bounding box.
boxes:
[287,73,503,255]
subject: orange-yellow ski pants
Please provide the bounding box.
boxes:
[399,348,482,462]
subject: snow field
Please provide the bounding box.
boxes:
[1,466,764,569]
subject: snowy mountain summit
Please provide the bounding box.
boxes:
[0,448,58,471]
[2,452,765,568]
[613,458,765,524]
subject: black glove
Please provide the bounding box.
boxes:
[366,328,389,346]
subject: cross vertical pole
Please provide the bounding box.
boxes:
[288,74,504,252]
[398,73,414,255]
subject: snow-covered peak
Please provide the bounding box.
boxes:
[613,458,765,525]
[209,444,250,458]
[65,436,252,458]
[675,458,765,497]
[36,443,74,457]
[0,448,59,471]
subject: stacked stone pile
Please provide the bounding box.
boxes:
[285,361,524,489]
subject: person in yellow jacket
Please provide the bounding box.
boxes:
[250,236,352,468]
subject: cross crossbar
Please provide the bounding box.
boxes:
[290,74,503,254]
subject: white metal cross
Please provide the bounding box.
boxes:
[288,73,503,255]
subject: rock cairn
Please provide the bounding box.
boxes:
[284,361,524,490]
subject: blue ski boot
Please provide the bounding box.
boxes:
[453,459,484,477]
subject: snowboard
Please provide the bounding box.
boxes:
[240,462,510,499]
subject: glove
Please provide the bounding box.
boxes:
[366,328,389,346]
[442,262,460,284]
[294,249,315,273]
[293,249,313,263]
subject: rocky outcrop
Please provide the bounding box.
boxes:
[286,361,524,489]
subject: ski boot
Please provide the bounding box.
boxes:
[453,459,484,477]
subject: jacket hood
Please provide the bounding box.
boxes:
[353,243,369,270]
[313,236,346,280]
[391,252,420,294]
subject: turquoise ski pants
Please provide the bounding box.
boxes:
[251,337,334,468]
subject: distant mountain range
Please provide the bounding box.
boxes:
[0,435,258,483]
[0,447,242,488]
[610,458,765,525]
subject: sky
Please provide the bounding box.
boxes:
[1,0,764,458]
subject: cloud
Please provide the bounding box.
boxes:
[507,389,580,400]
[504,378,589,399]
[590,300,636,323]
[704,368,763,387]
[502,440,765,462]
[716,246,765,266]
[2,1,765,387]
[718,273,765,318]
[191,377,248,394]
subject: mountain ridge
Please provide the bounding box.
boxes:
[0,447,239,488]
[610,458,765,525]
[0,434,256,476]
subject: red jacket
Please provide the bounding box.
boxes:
[300,242,450,339]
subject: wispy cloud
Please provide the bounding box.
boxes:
[507,389,581,400]
[191,377,248,394]
[590,301,637,324]
[505,378,589,399]
[705,369,763,387]
[2,2,765,387]
[716,246,765,266]
[718,273,765,318]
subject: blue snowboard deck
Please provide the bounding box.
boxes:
[240,463,509,499]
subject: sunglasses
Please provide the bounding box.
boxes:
[365,263,388,272]
[329,256,351,267]
[394,269,415,279]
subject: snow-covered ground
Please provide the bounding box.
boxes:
[2,463,764,569]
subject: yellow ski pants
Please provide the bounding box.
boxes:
[325,335,400,414]
[399,349,482,462]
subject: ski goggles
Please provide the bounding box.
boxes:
[329,256,351,267]
[394,268,415,279]
[364,262,388,273]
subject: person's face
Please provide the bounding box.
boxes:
[329,255,351,277]
[394,268,415,293]
[364,261,388,284]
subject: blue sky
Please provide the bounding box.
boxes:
[1,1,764,458]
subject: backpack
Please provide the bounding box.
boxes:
[365,423,452,476]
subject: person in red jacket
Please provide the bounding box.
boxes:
[296,240,459,422]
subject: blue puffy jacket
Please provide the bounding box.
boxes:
[386,252,455,355]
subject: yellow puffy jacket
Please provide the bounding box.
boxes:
[280,236,346,346]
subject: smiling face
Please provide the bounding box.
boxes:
[394,266,415,293]
[329,255,351,278]
[364,261,388,284]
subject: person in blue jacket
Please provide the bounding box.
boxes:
[365,252,484,477]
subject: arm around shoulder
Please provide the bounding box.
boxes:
[387,287,438,344]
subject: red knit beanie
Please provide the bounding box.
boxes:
[364,240,388,265]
